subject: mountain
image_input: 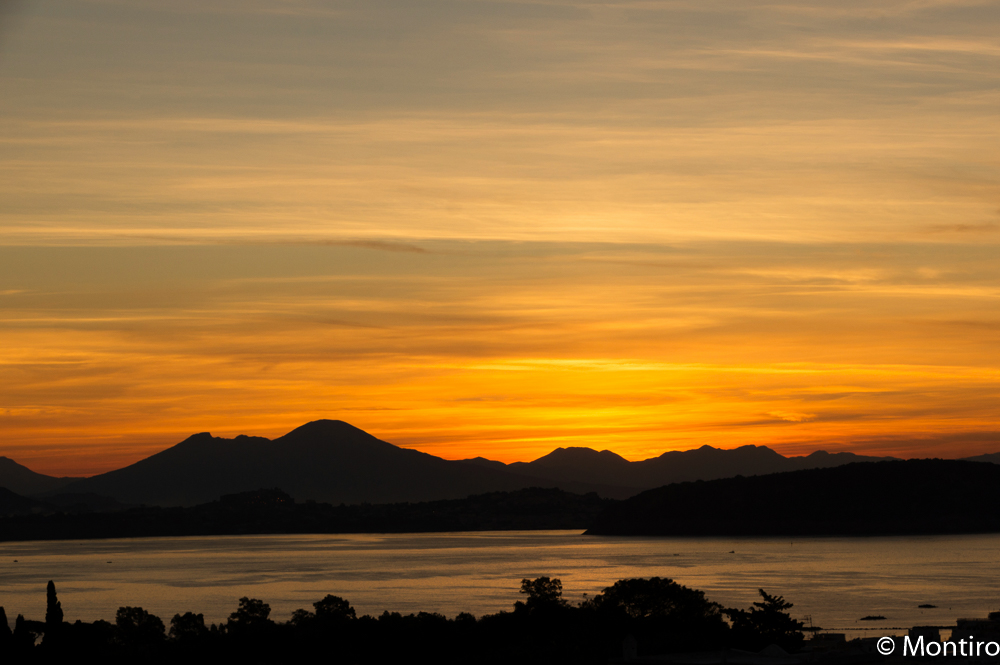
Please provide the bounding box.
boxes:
[0,456,80,496]
[57,423,905,506]
[489,444,897,494]
[57,420,546,506]
[586,459,1000,536]
[961,452,1000,464]
[510,447,635,485]
[23,419,990,508]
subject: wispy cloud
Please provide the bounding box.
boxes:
[2,240,1000,472]
[924,222,999,234]
[2,0,999,472]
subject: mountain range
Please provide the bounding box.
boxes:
[0,419,994,508]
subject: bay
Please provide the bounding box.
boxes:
[2,531,999,639]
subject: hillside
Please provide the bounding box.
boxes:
[0,457,80,496]
[586,459,1000,536]
[56,420,542,506]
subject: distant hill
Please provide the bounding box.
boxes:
[0,487,611,542]
[11,419,998,508]
[483,444,897,496]
[56,420,546,506]
[961,452,1000,465]
[0,457,80,496]
[586,459,1000,536]
[0,487,127,517]
[0,486,46,516]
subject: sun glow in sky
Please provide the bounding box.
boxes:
[1,0,999,475]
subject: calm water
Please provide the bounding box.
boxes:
[2,531,999,638]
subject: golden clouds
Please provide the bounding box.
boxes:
[1,242,999,474]
[2,111,997,248]
[0,1,998,473]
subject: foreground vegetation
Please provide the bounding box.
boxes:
[1,578,804,664]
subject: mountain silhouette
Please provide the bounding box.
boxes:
[6,419,999,507]
[491,444,897,492]
[0,457,79,496]
[961,452,1000,465]
[55,420,549,506]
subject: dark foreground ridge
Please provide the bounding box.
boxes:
[587,459,1000,536]
[3,578,817,665]
[0,487,611,542]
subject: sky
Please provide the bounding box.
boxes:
[1,0,998,476]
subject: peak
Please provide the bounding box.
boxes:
[275,420,396,450]
[531,447,629,465]
[179,432,214,443]
[285,420,361,436]
[168,432,219,451]
[541,447,600,458]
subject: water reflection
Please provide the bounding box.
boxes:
[1,531,997,639]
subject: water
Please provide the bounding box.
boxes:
[2,531,998,638]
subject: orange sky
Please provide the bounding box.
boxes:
[1,1,999,476]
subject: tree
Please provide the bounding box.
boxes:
[724,589,804,652]
[517,577,568,611]
[169,612,208,641]
[313,594,356,620]
[13,614,41,652]
[227,597,272,630]
[588,577,723,622]
[288,608,314,627]
[115,606,165,645]
[586,577,729,653]
[0,607,11,644]
[45,581,63,626]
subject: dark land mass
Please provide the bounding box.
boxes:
[587,459,1000,536]
[961,451,1000,464]
[0,486,46,516]
[53,420,557,506]
[497,445,899,493]
[0,489,132,518]
[0,487,611,542]
[0,458,79,496]
[4,419,999,508]
[10,458,1000,541]
[8,419,920,507]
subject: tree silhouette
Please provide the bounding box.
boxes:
[516,576,568,611]
[227,596,273,635]
[115,606,165,645]
[314,594,356,619]
[288,608,315,626]
[13,614,41,652]
[169,611,209,641]
[584,577,729,654]
[588,577,722,621]
[0,606,11,645]
[724,589,804,652]
[45,580,63,626]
